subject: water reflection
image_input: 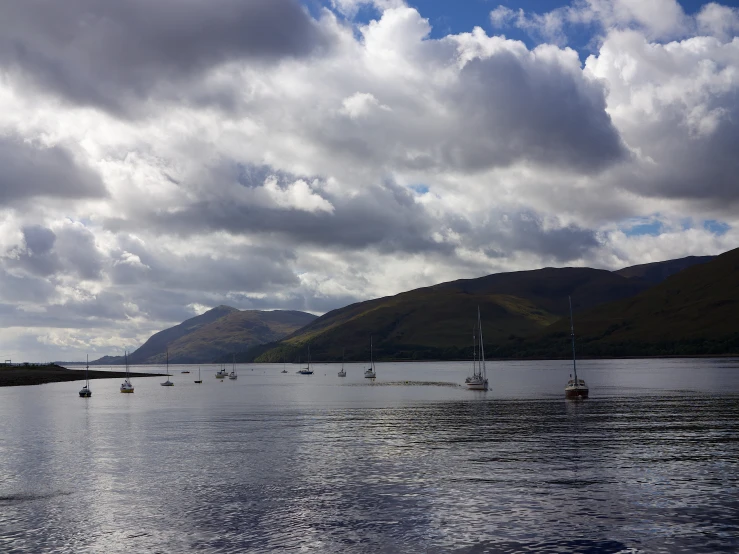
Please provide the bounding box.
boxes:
[0,360,737,552]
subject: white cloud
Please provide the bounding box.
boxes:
[0,1,737,360]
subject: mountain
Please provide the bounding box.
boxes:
[615,255,715,285]
[92,307,317,364]
[512,247,739,358]
[252,267,653,362]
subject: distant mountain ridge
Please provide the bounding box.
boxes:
[91,307,317,364]
[248,252,728,362]
[514,248,739,358]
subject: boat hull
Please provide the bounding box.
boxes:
[565,384,588,399]
[466,381,488,391]
[120,388,134,393]
[79,390,91,397]
[364,373,376,379]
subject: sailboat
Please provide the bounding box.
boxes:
[120,351,134,393]
[565,296,589,399]
[194,366,202,384]
[216,363,228,379]
[161,349,174,386]
[297,346,314,374]
[465,307,488,390]
[281,356,288,373]
[79,354,92,397]
[364,337,376,379]
[338,348,346,377]
[229,354,238,380]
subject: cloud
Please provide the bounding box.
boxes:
[0,135,107,204]
[0,1,738,361]
[0,0,331,115]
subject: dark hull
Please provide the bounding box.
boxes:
[565,387,589,399]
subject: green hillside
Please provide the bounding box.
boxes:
[253,267,652,362]
[510,247,739,358]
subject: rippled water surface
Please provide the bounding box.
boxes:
[1,358,738,553]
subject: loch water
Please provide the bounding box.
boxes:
[1,358,738,553]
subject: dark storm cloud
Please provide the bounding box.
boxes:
[6,224,105,280]
[0,136,107,204]
[106,167,450,255]
[0,0,329,115]
[458,210,600,262]
[449,51,626,173]
[618,91,739,206]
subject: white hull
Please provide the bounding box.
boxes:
[364,371,376,379]
[228,374,237,380]
[338,371,346,377]
[216,372,228,379]
[466,379,488,391]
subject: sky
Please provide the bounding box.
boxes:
[1,0,738,362]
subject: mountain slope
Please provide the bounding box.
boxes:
[254,267,652,362]
[516,247,739,357]
[93,307,317,364]
[615,255,715,285]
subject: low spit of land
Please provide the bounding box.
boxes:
[0,364,164,387]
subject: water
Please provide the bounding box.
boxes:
[1,358,738,553]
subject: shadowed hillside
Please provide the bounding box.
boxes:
[252,267,652,362]
[507,248,739,358]
[616,255,715,285]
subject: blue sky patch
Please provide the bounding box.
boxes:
[410,183,430,194]
[703,219,731,236]
[623,220,664,237]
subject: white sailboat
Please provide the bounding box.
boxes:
[79,354,92,397]
[297,347,314,374]
[565,296,589,399]
[161,349,174,386]
[229,354,238,380]
[216,363,228,379]
[338,348,346,377]
[120,351,134,393]
[364,337,376,379]
[194,366,202,384]
[465,308,488,391]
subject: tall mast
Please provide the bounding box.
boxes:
[478,307,486,380]
[370,336,374,370]
[569,296,578,383]
[472,326,478,377]
[342,348,345,371]
[125,350,129,378]
[166,349,169,376]
[85,354,89,388]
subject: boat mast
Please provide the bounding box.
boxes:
[125,350,129,379]
[472,326,477,377]
[370,336,374,371]
[569,296,578,384]
[478,307,486,381]
[342,348,345,372]
[85,354,89,388]
[166,349,169,376]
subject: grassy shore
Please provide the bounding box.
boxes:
[0,364,165,387]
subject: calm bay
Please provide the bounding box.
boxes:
[1,358,738,553]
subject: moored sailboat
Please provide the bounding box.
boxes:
[216,364,228,379]
[364,337,376,379]
[120,351,134,393]
[565,296,588,399]
[465,307,488,391]
[338,348,346,377]
[79,354,92,397]
[194,366,202,384]
[297,347,314,375]
[161,349,174,386]
[229,354,238,380]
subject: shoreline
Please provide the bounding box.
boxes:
[0,364,166,387]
